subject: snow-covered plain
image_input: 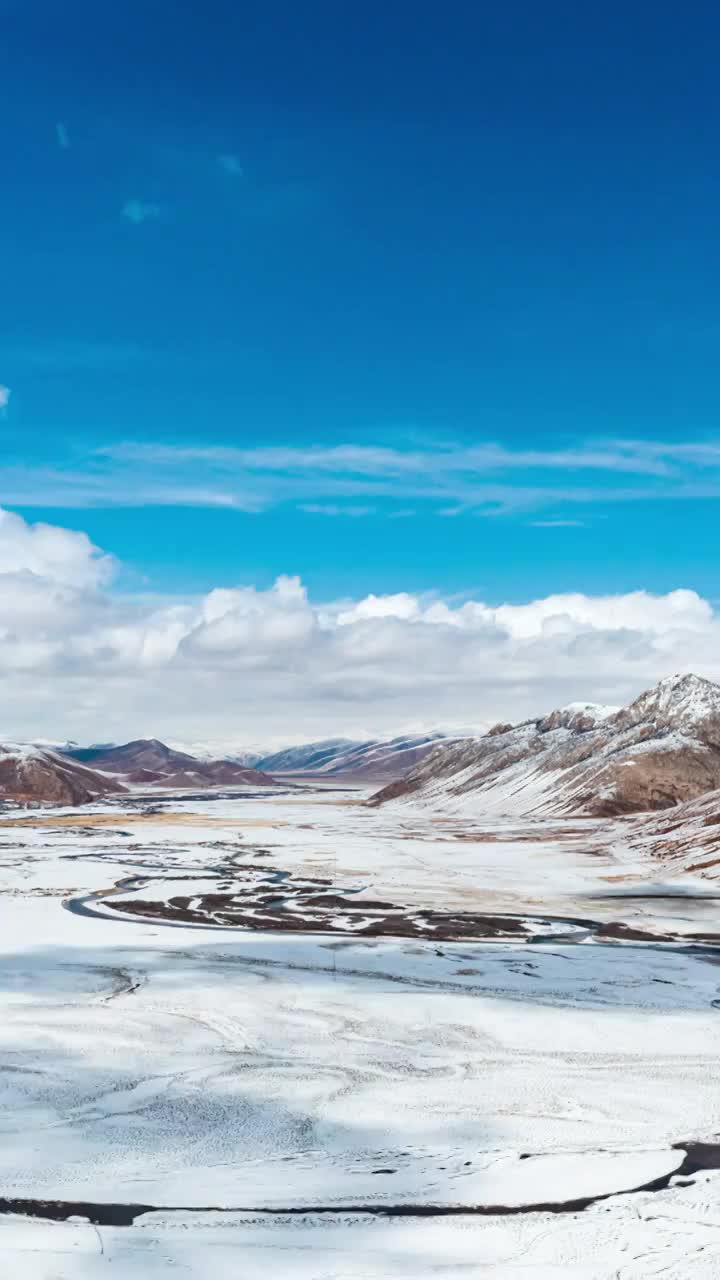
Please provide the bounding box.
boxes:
[1,787,720,1276]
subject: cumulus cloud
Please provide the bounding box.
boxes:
[0,508,113,588]
[121,199,161,225]
[0,508,719,745]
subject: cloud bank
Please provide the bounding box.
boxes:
[0,509,718,747]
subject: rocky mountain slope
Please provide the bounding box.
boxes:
[256,733,474,781]
[620,786,720,880]
[62,739,278,789]
[0,745,125,806]
[370,674,720,818]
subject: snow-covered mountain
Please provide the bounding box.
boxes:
[165,742,264,767]
[60,733,474,788]
[256,733,475,780]
[254,738,365,773]
[0,744,124,806]
[370,674,720,817]
[62,739,278,789]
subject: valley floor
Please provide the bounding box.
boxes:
[1,787,719,1276]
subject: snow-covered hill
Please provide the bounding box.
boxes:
[254,738,365,773]
[370,674,720,818]
[256,733,476,780]
[0,744,124,806]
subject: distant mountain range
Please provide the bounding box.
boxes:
[370,674,720,818]
[61,739,279,790]
[253,732,472,780]
[48,732,476,797]
[0,733,461,807]
[5,674,720,814]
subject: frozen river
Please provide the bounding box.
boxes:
[1,788,719,1277]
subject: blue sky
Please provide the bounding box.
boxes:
[4,0,720,605]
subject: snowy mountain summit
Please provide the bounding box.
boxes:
[613,673,720,745]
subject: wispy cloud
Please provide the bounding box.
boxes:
[55,121,70,150]
[0,465,262,511]
[9,434,720,516]
[0,385,11,413]
[98,438,693,479]
[121,199,161,225]
[531,519,587,528]
[299,504,375,517]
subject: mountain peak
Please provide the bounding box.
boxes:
[654,672,713,694]
[612,672,720,739]
[646,672,720,709]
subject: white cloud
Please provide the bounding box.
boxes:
[336,593,422,625]
[299,504,375,517]
[0,386,10,410]
[0,508,113,588]
[121,199,161,225]
[0,509,719,745]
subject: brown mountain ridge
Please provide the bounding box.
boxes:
[370,674,720,818]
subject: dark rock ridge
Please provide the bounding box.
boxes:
[370,674,720,818]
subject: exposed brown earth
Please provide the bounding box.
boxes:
[0,811,287,829]
[110,894,544,939]
[91,878,697,944]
